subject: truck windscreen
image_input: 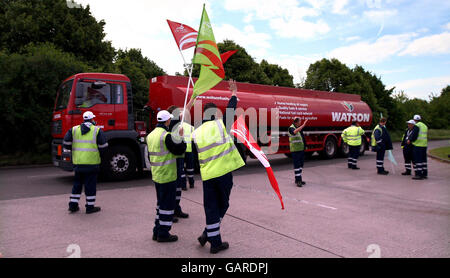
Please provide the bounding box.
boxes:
[55,80,73,111]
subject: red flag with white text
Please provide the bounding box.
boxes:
[167,19,198,51]
[230,115,285,209]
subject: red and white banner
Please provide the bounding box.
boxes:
[230,115,285,209]
[167,19,198,51]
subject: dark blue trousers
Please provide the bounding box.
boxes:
[413,146,428,177]
[291,151,304,182]
[175,157,185,214]
[185,152,195,186]
[69,170,98,209]
[403,146,413,172]
[153,180,177,238]
[348,145,360,169]
[376,148,386,173]
[202,172,233,248]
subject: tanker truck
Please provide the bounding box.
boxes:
[51,73,372,180]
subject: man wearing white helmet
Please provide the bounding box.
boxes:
[408,114,428,180]
[401,120,416,175]
[63,111,108,214]
[146,110,186,242]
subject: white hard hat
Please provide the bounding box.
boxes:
[83,111,96,120]
[157,110,173,122]
[413,114,421,121]
[406,120,416,125]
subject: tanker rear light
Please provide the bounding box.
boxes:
[57,145,62,156]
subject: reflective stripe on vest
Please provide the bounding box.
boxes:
[413,122,428,147]
[72,125,100,165]
[371,125,382,147]
[182,122,194,153]
[342,126,363,146]
[193,120,245,181]
[289,124,304,152]
[146,127,177,184]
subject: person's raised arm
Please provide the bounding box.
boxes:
[294,119,308,134]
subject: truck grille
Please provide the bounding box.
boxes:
[52,120,62,134]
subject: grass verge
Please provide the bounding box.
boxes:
[429,146,450,161]
[0,152,51,167]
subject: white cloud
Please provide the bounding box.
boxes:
[332,0,350,14]
[223,0,330,39]
[328,33,416,64]
[74,0,212,75]
[445,22,450,30]
[345,36,362,42]
[399,32,450,56]
[391,75,450,99]
[215,24,272,57]
[363,9,398,22]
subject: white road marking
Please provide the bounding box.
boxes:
[235,184,338,211]
[27,173,70,178]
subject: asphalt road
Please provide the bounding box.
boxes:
[0,140,449,258]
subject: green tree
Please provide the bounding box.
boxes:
[303,58,405,129]
[114,48,166,110]
[0,43,91,154]
[0,0,115,69]
[260,59,294,87]
[189,40,293,86]
[428,86,450,129]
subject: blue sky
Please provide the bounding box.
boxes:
[75,0,450,100]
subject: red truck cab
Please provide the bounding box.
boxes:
[51,73,146,180]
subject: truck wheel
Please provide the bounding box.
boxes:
[320,137,337,159]
[339,142,350,157]
[103,145,136,181]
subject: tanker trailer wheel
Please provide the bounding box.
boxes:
[339,142,350,157]
[320,136,337,159]
[102,145,136,181]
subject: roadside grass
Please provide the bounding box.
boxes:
[0,152,51,167]
[429,146,450,161]
[390,129,450,142]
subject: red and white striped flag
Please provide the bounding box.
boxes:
[230,115,285,209]
[167,19,198,51]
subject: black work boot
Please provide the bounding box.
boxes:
[401,170,411,175]
[198,232,207,247]
[412,175,424,180]
[296,180,303,187]
[175,210,189,218]
[68,203,80,213]
[157,234,178,242]
[210,242,229,254]
[86,206,101,214]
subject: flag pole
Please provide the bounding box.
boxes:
[179,49,195,125]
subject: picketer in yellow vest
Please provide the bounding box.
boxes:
[63,111,108,214]
[400,119,416,176]
[289,117,308,187]
[409,114,428,180]
[342,121,365,170]
[146,110,186,243]
[371,117,393,175]
[192,79,245,254]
